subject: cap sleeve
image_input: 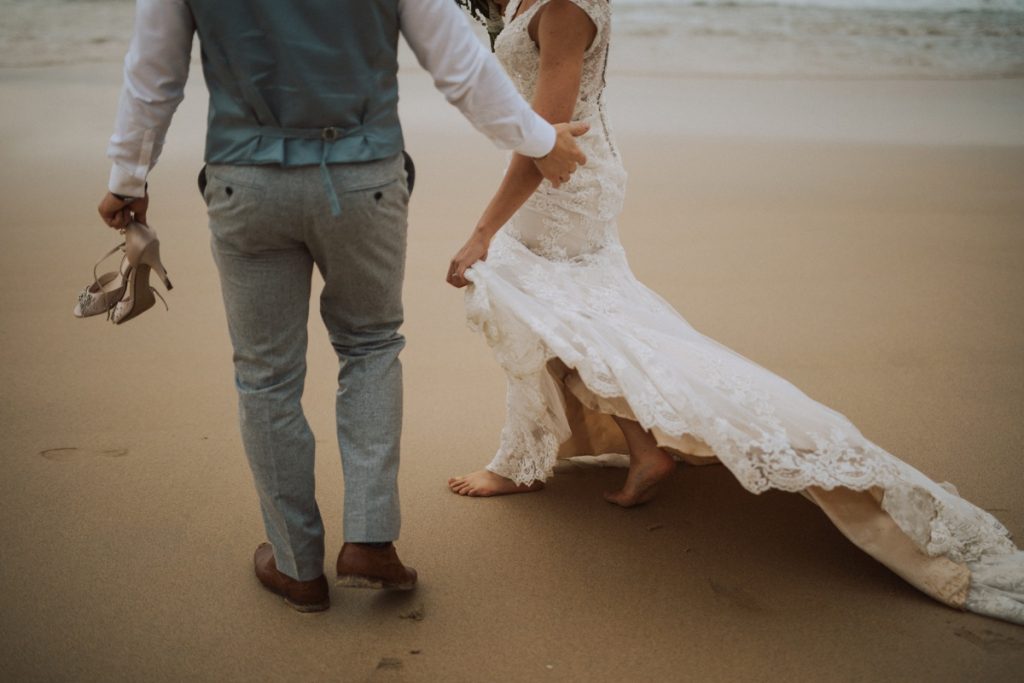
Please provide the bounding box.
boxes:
[529,0,610,53]
[564,0,610,53]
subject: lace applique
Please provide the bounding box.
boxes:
[881,481,1015,563]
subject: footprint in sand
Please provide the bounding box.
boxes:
[399,604,425,622]
[38,447,129,461]
[952,626,1024,654]
[709,579,772,613]
[370,656,404,678]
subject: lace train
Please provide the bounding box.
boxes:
[465,233,1023,626]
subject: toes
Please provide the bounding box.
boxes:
[603,489,633,507]
[447,477,463,490]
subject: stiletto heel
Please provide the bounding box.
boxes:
[149,260,173,291]
[110,221,172,325]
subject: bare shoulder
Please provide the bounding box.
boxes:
[530,0,600,48]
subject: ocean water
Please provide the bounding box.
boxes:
[612,0,1024,77]
[2,0,1022,77]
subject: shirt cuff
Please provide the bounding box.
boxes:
[108,163,147,197]
[514,115,556,158]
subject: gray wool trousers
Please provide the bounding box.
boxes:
[205,153,409,582]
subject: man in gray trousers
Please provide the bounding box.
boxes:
[98,0,587,612]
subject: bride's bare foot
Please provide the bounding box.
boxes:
[604,416,677,508]
[447,470,544,497]
[603,453,676,507]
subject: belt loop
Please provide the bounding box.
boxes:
[320,127,341,216]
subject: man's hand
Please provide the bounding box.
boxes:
[533,121,589,188]
[98,191,149,229]
[447,232,490,288]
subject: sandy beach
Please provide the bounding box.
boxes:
[2,7,1024,681]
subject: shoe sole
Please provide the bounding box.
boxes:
[284,597,330,613]
[114,282,156,325]
[335,575,416,591]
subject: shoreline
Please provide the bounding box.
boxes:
[4,60,1022,146]
[8,60,1024,82]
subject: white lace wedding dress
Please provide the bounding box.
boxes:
[463,0,1024,625]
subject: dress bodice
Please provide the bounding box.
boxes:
[496,0,612,123]
[493,0,627,263]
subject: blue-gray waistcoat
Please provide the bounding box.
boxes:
[186,0,404,169]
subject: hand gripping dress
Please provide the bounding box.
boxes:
[463,0,1024,625]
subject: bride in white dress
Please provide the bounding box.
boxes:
[446,0,1024,625]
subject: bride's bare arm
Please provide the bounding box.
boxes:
[447,0,598,288]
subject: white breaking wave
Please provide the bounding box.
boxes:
[610,0,1024,78]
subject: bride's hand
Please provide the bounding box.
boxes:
[447,233,490,288]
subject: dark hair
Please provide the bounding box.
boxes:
[455,1,504,50]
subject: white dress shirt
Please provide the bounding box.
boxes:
[108,0,556,197]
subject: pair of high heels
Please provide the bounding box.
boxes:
[73,221,172,324]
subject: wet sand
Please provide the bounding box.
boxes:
[0,61,1022,680]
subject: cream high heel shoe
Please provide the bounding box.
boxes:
[109,221,173,325]
[73,242,130,318]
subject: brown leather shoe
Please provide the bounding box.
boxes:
[336,542,417,591]
[253,542,330,613]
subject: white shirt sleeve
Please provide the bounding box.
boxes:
[107,0,195,196]
[399,0,556,158]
